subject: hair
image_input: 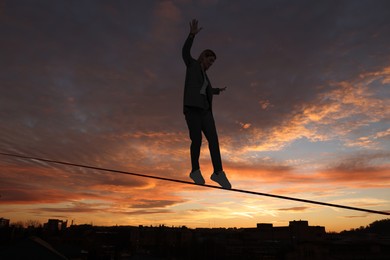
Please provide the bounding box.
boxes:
[198,49,217,62]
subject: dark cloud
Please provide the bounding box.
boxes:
[203,0,390,129]
[278,206,309,212]
[328,152,390,172]
[130,199,185,209]
[0,188,73,204]
[342,215,368,219]
[36,203,107,214]
[318,152,390,186]
[123,209,172,215]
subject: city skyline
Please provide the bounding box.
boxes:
[2,218,388,259]
[1,0,389,232]
[2,216,389,232]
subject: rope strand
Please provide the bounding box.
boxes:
[0,152,389,216]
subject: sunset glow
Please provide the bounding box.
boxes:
[1,0,389,232]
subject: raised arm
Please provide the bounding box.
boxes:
[182,19,203,66]
[189,19,202,35]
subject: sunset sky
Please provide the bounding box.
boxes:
[0,0,389,232]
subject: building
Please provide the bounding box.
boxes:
[0,218,10,228]
[256,220,326,241]
[44,219,68,232]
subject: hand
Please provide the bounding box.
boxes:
[189,19,202,35]
[220,87,227,92]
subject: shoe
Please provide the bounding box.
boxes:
[189,169,205,185]
[211,171,232,189]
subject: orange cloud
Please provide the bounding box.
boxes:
[222,65,390,156]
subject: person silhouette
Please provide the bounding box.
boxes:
[182,19,231,189]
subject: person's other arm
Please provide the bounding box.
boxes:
[212,87,227,95]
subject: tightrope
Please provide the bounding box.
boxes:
[0,152,389,216]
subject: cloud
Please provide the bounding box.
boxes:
[330,198,389,208]
[0,162,185,208]
[152,0,182,45]
[130,199,185,209]
[342,215,368,219]
[36,201,110,214]
[278,206,309,212]
[0,188,77,205]
[123,209,172,215]
[319,153,390,184]
[219,64,390,159]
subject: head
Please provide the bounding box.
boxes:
[198,49,216,71]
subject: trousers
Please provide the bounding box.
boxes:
[185,107,223,172]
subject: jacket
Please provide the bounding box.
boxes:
[182,34,220,114]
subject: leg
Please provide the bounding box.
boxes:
[201,110,223,172]
[185,108,202,172]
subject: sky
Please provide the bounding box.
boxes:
[0,0,389,232]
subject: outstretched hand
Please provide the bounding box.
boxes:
[189,19,202,35]
[220,87,227,92]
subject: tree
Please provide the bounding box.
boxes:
[25,219,42,228]
[368,218,390,235]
